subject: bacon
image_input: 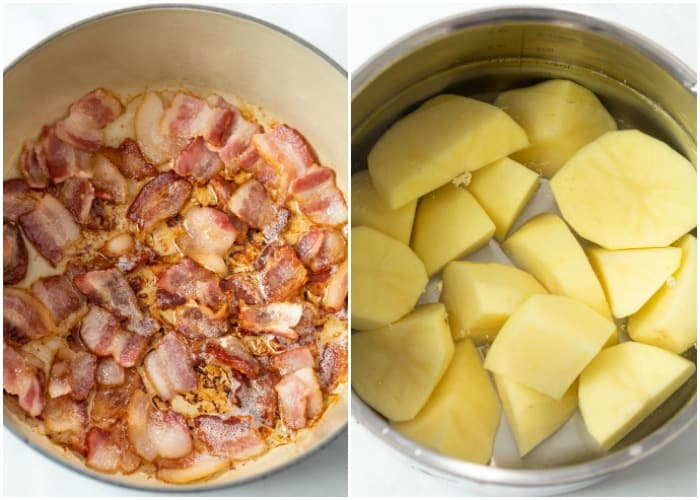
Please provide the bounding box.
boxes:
[91,371,139,428]
[275,367,323,431]
[227,179,289,240]
[143,332,197,401]
[214,100,262,173]
[100,234,153,274]
[4,288,57,346]
[42,127,93,183]
[155,452,230,484]
[271,347,314,376]
[3,344,46,417]
[176,207,237,275]
[101,138,156,179]
[175,306,228,340]
[173,137,224,184]
[222,273,263,305]
[127,171,192,232]
[4,179,39,220]
[19,194,80,266]
[19,143,50,188]
[194,415,267,460]
[239,302,303,339]
[57,177,95,224]
[31,274,85,323]
[237,369,278,427]
[55,88,124,152]
[161,93,233,147]
[204,336,259,378]
[43,396,89,455]
[4,222,28,285]
[47,348,97,400]
[319,342,347,391]
[127,388,193,461]
[295,226,346,273]
[96,357,125,386]
[155,258,225,310]
[290,165,347,226]
[323,259,347,311]
[86,425,141,473]
[80,306,148,367]
[256,242,308,302]
[91,154,128,203]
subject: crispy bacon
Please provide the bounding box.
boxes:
[43,396,89,455]
[173,137,224,184]
[323,259,347,311]
[227,179,289,240]
[251,124,315,194]
[4,179,39,220]
[91,154,128,203]
[19,143,51,188]
[275,367,323,431]
[101,138,157,179]
[176,207,237,275]
[19,194,80,266]
[96,357,125,386]
[155,258,225,310]
[319,342,347,391]
[47,348,97,400]
[31,273,85,323]
[57,177,95,224]
[236,369,278,427]
[4,288,57,346]
[256,242,308,302]
[55,88,124,152]
[295,226,346,273]
[4,222,28,285]
[239,302,303,339]
[194,415,267,460]
[86,424,141,473]
[42,126,93,183]
[91,371,139,428]
[271,347,314,376]
[3,344,46,417]
[161,93,233,147]
[290,165,347,226]
[127,171,192,232]
[80,306,148,367]
[175,306,228,340]
[204,336,259,378]
[222,273,263,305]
[143,332,197,401]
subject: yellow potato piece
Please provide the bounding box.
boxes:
[368,94,528,209]
[351,170,416,245]
[587,246,682,319]
[467,157,540,241]
[495,79,617,177]
[441,261,546,344]
[579,342,695,450]
[352,303,455,421]
[628,234,697,354]
[550,129,697,249]
[393,339,500,463]
[351,226,428,331]
[484,294,615,399]
[411,184,495,276]
[495,375,578,456]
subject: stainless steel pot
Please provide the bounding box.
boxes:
[4,5,347,492]
[352,7,696,496]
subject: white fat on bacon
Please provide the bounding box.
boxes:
[47,347,97,400]
[176,206,237,275]
[323,259,348,312]
[19,194,80,266]
[43,395,89,454]
[295,226,346,273]
[135,92,188,164]
[290,165,347,226]
[271,347,314,376]
[143,332,197,401]
[193,415,267,460]
[173,137,224,184]
[86,425,141,473]
[161,93,232,147]
[239,302,303,339]
[80,306,148,367]
[55,88,124,152]
[275,367,323,431]
[227,179,289,240]
[3,344,46,417]
[96,357,126,386]
[57,177,95,224]
[91,154,129,203]
[42,126,93,183]
[156,452,230,484]
[4,287,58,346]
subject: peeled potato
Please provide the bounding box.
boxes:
[550,129,697,249]
[441,261,546,344]
[467,157,540,241]
[579,342,695,450]
[368,94,528,209]
[586,246,682,318]
[484,294,615,399]
[628,235,697,354]
[393,338,500,463]
[411,183,495,275]
[495,79,617,177]
[495,375,578,456]
[351,170,416,245]
[351,226,428,331]
[352,303,455,421]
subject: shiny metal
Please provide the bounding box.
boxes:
[352,7,696,496]
[4,5,347,492]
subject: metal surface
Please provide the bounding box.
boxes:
[4,5,348,492]
[351,7,696,496]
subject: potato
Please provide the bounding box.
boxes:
[441,261,546,344]
[368,94,528,209]
[579,342,695,450]
[411,184,495,275]
[550,129,697,249]
[628,235,697,354]
[466,157,540,241]
[351,226,428,331]
[351,170,416,245]
[586,246,682,318]
[484,294,615,399]
[494,375,577,456]
[494,79,617,177]
[393,339,500,463]
[352,303,455,421]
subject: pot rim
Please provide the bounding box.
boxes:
[3,3,347,493]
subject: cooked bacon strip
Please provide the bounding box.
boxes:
[237,369,278,427]
[101,138,156,179]
[204,336,259,378]
[176,207,237,275]
[4,288,57,346]
[91,154,128,203]
[275,367,323,431]
[42,126,93,183]
[31,273,85,323]
[96,357,125,386]
[271,347,314,376]
[4,179,39,220]
[319,342,347,391]
[155,257,225,310]
[127,171,192,232]
[161,93,233,147]
[43,395,89,455]
[47,348,97,400]
[222,273,263,305]
[173,137,224,184]
[212,98,262,173]
[194,415,267,460]
[239,302,303,339]
[174,305,228,340]
[19,194,80,266]
[55,88,124,152]
[86,424,141,473]
[100,234,153,274]
[19,143,51,188]
[227,179,289,240]
[290,165,347,226]
[91,371,139,428]
[57,177,95,224]
[80,306,148,367]
[256,242,308,302]
[323,259,347,311]
[4,222,28,285]
[143,332,197,401]
[295,226,346,273]
[3,344,46,417]
[156,452,230,484]
[127,389,193,461]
